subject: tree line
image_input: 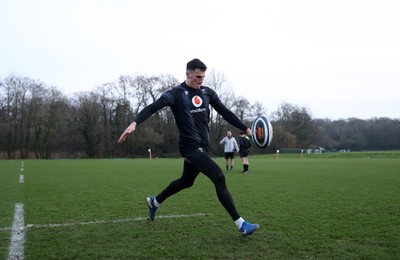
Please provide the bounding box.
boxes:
[1,73,399,159]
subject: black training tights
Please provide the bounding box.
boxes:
[155,150,240,221]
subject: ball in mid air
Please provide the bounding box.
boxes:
[251,116,273,148]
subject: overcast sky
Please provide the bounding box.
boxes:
[1,0,399,119]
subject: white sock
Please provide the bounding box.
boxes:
[153,197,160,207]
[235,217,245,229]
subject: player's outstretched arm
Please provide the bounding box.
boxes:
[118,122,137,143]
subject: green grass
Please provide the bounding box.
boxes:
[305,150,400,159]
[1,153,399,259]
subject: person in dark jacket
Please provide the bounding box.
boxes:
[238,131,251,173]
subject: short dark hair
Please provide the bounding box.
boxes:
[186,58,207,71]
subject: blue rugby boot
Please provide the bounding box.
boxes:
[239,221,259,236]
[145,196,158,221]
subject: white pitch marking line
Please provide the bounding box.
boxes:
[0,213,209,231]
[19,175,24,183]
[8,203,25,260]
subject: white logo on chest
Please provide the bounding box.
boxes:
[192,95,203,108]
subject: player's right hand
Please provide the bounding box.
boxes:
[118,122,137,143]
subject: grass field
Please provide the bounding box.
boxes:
[1,152,399,259]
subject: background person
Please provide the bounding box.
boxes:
[219,130,239,172]
[238,131,251,173]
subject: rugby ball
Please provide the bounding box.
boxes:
[251,116,273,148]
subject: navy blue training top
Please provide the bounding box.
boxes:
[135,82,248,156]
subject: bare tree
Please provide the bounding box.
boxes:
[250,101,267,118]
[96,83,119,157]
[33,86,66,158]
[233,96,251,122]
[1,75,32,158]
[273,101,314,148]
[74,92,103,158]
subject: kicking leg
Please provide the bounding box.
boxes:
[188,152,240,221]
